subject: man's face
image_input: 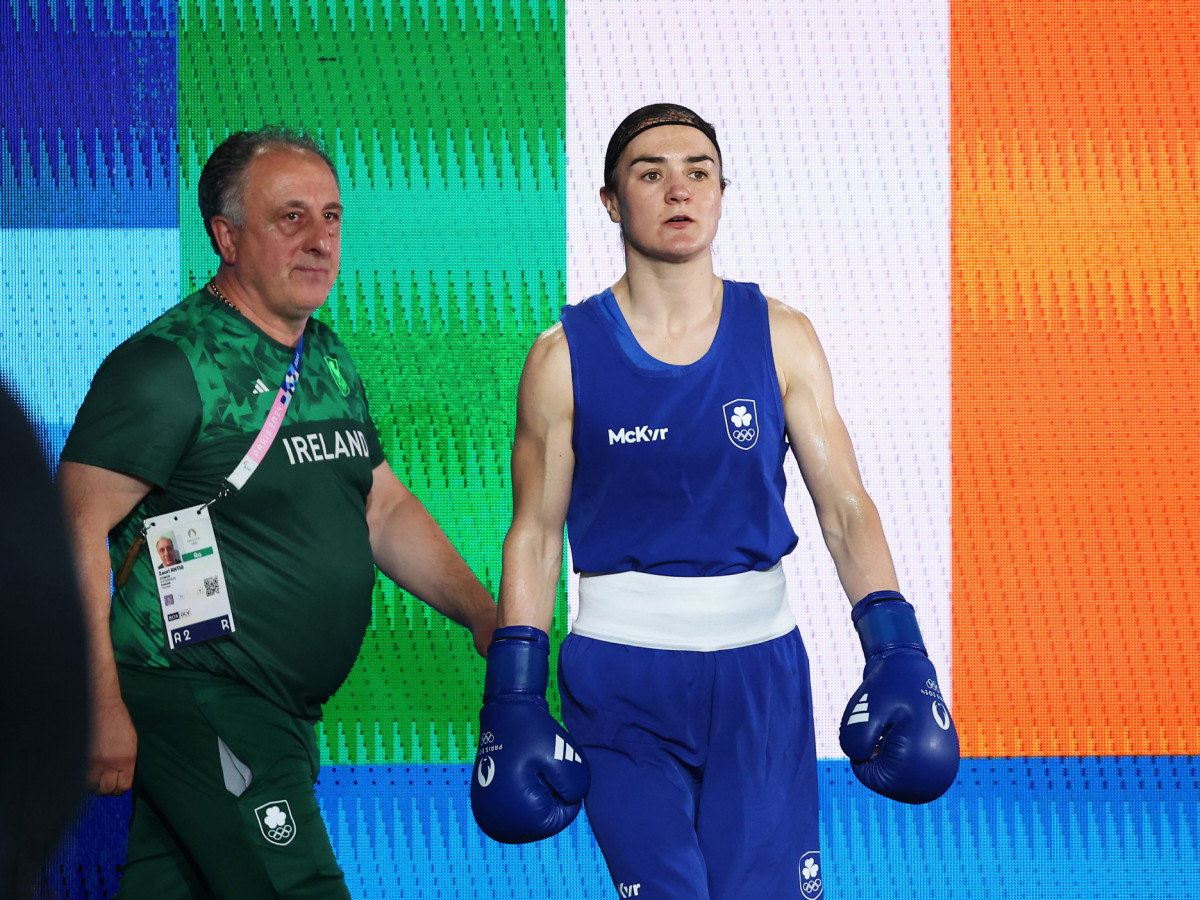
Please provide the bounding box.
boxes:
[219,147,343,326]
[156,539,179,567]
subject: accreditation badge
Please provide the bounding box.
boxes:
[144,505,236,649]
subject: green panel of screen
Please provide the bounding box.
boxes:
[177,0,567,763]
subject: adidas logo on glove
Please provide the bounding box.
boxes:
[845,694,870,725]
[554,735,584,763]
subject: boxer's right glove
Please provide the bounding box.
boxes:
[470,626,590,844]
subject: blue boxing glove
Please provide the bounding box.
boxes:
[470,626,590,843]
[838,591,959,804]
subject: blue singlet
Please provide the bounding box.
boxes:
[560,279,798,577]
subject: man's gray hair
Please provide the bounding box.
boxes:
[198,126,338,255]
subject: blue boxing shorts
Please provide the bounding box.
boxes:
[559,597,822,900]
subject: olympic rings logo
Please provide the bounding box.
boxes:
[799,852,822,898]
[732,428,757,442]
[255,801,297,846]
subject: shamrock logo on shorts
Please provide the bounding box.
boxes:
[799,850,823,898]
[254,800,297,846]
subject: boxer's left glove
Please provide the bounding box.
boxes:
[470,626,590,843]
[838,591,959,804]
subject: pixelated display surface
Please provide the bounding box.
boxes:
[952,0,1200,757]
[175,0,566,765]
[3,0,1197,896]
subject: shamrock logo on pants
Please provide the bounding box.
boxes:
[255,800,297,846]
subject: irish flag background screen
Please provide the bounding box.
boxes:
[1,0,1195,897]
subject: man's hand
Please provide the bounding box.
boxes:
[468,607,497,658]
[57,461,153,797]
[88,694,138,795]
[367,463,497,655]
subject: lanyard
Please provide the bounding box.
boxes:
[219,335,304,496]
[115,336,304,589]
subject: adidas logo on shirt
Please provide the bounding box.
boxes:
[554,735,583,763]
[252,378,271,394]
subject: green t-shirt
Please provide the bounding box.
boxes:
[62,290,387,720]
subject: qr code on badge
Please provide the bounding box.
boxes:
[204,576,220,597]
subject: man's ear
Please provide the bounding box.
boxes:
[210,217,239,266]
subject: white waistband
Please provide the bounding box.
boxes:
[571,563,796,651]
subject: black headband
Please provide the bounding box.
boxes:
[603,103,722,188]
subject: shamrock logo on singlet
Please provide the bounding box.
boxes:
[722,399,759,450]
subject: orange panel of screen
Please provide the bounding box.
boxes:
[951,0,1200,757]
